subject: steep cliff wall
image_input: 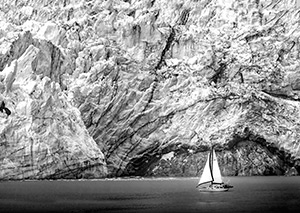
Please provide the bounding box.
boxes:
[1,0,300,179]
[0,24,106,180]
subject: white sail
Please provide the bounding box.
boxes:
[211,149,223,184]
[198,153,213,186]
[198,149,223,187]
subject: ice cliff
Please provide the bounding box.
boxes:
[1,0,300,179]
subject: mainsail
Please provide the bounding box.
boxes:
[211,149,223,184]
[198,153,212,185]
[198,149,223,186]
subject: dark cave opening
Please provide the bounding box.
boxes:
[120,129,299,177]
[120,142,162,177]
[226,129,299,176]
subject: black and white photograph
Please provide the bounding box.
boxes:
[0,0,300,212]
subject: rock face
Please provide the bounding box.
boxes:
[1,0,300,179]
[0,31,106,179]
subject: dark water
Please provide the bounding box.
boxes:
[0,177,299,213]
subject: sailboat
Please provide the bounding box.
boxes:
[196,148,233,192]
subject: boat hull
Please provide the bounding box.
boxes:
[198,187,229,192]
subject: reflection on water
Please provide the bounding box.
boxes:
[0,177,299,213]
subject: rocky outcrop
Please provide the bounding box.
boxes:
[1,0,300,179]
[0,31,106,180]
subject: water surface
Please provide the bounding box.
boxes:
[0,176,299,213]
